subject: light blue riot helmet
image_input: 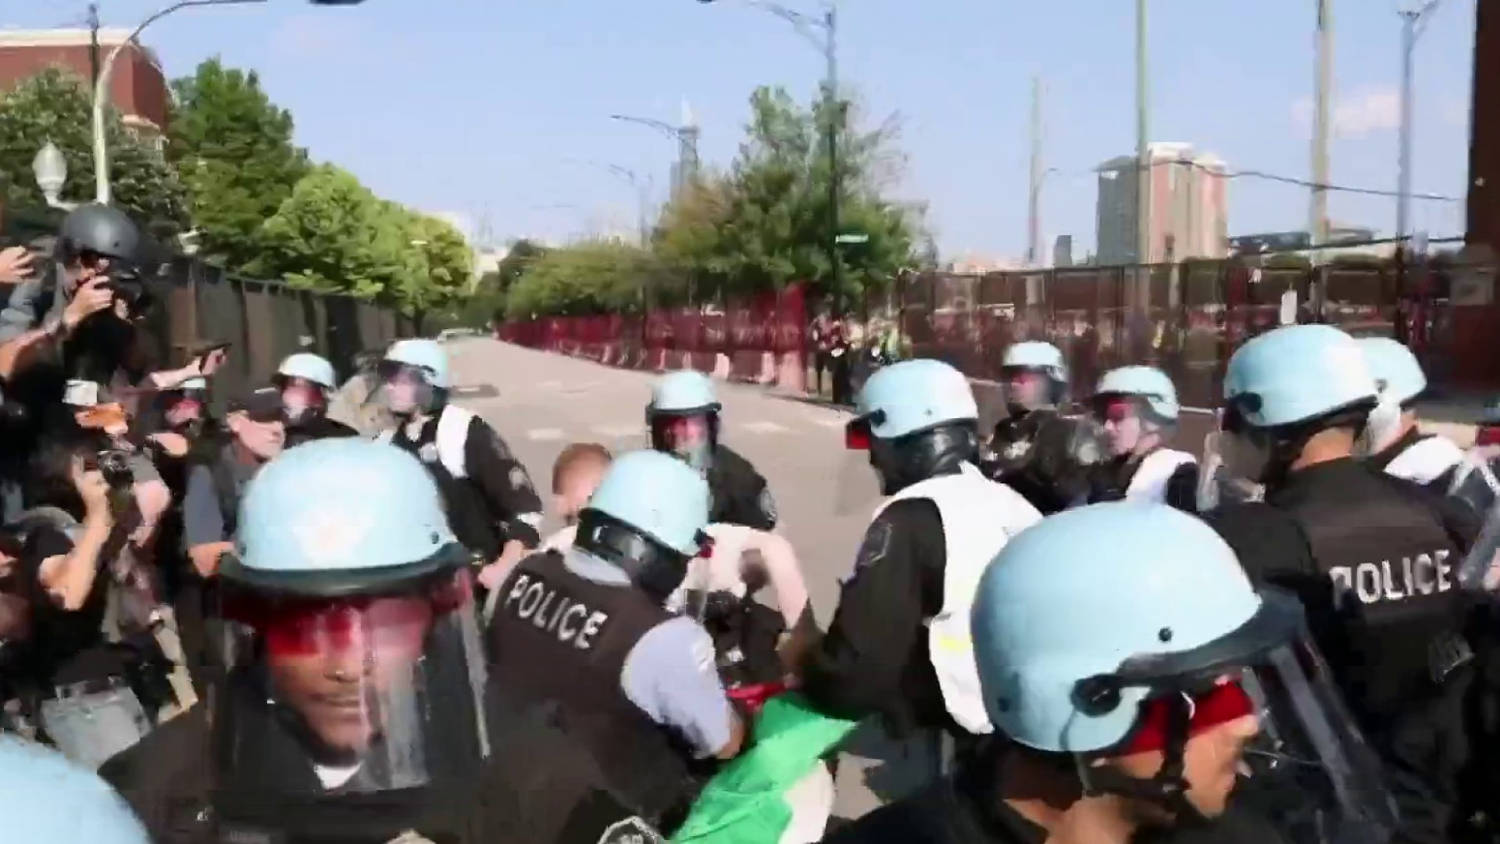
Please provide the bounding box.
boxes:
[1223,324,1376,430]
[1094,365,1180,423]
[276,352,338,391]
[647,370,722,473]
[576,450,712,602]
[848,359,982,495]
[381,338,451,416]
[1357,337,1426,407]
[226,438,465,593]
[1002,341,1068,409]
[972,503,1397,832]
[0,736,150,843]
[213,439,492,813]
[383,338,452,389]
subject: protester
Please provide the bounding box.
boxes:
[179,388,284,580]
[539,442,613,554]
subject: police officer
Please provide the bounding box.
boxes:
[827,503,1397,844]
[983,341,1094,514]
[647,371,777,530]
[103,440,664,844]
[0,735,152,842]
[273,352,357,447]
[487,450,744,836]
[1357,337,1464,491]
[1085,365,1198,511]
[1202,323,1477,843]
[376,339,542,588]
[800,360,1042,743]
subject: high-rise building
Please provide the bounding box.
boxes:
[1053,234,1074,268]
[1095,143,1228,265]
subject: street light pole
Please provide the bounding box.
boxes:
[1310,0,1332,247]
[698,0,840,311]
[93,0,267,205]
[610,112,700,197]
[1397,0,1442,243]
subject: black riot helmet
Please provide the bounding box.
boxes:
[55,204,142,267]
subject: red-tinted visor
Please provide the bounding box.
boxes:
[225,570,471,657]
[650,414,712,451]
[1094,396,1136,424]
[844,410,886,451]
[1478,425,1500,448]
[1119,677,1255,755]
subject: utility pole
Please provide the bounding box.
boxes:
[1027,76,1043,267]
[1135,0,1151,307]
[825,1,841,315]
[1311,0,1332,247]
[1397,1,1442,244]
[87,4,100,88]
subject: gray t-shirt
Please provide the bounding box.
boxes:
[561,549,735,757]
[180,447,260,551]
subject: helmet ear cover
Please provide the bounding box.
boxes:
[575,509,707,603]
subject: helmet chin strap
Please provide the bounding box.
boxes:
[1077,695,1209,828]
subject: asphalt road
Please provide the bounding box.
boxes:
[444,337,1221,821]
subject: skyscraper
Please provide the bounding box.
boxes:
[1096,143,1228,265]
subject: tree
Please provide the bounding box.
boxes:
[495,238,547,294]
[0,68,188,235]
[255,164,394,298]
[505,240,657,319]
[654,85,920,308]
[168,58,308,273]
[399,211,473,315]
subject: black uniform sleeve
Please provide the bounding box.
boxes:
[464,417,543,547]
[802,498,945,724]
[711,447,777,530]
[1164,462,1200,514]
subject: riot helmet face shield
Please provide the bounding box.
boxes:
[648,411,717,473]
[214,567,492,798]
[1003,366,1057,413]
[1075,590,1397,841]
[277,376,328,425]
[377,363,438,417]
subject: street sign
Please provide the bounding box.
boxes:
[835,233,869,245]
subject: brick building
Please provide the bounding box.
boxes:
[1469,0,1500,253]
[0,28,170,147]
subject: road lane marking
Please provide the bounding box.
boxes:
[526,428,565,441]
[740,421,790,434]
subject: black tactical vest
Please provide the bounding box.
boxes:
[487,552,700,827]
[1270,459,1468,722]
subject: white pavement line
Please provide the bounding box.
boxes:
[804,415,847,429]
[739,421,790,434]
[526,428,565,441]
[591,424,644,439]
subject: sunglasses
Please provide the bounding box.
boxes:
[1477,425,1500,448]
[1094,396,1137,424]
[77,250,111,271]
[1119,677,1256,755]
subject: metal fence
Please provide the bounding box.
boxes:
[897,257,1498,409]
[146,258,413,410]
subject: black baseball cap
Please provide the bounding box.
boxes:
[228,387,284,423]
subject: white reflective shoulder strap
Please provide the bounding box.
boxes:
[1385,435,1465,486]
[435,405,477,479]
[374,428,395,445]
[1125,449,1197,504]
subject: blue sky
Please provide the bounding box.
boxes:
[13,0,1477,260]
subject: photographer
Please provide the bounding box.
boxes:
[0,204,222,397]
[13,422,166,769]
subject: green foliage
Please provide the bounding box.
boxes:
[256,165,474,316]
[168,58,308,272]
[0,67,188,235]
[505,240,658,319]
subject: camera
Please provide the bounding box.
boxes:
[84,449,134,489]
